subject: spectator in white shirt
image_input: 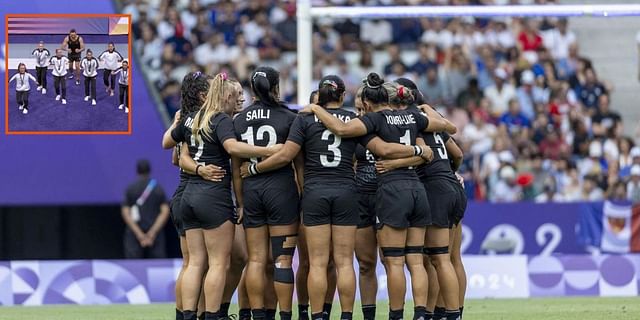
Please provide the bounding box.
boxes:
[535,178,566,203]
[463,108,497,155]
[193,33,229,67]
[360,19,392,47]
[544,18,576,60]
[582,175,605,201]
[228,33,259,82]
[493,166,523,202]
[484,68,516,117]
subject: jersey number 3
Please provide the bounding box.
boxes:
[321,129,342,167]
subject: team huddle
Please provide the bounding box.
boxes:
[162,66,468,320]
[8,29,129,114]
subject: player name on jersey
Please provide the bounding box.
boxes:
[246,109,271,121]
[385,114,416,125]
[314,113,352,124]
[185,116,195,129]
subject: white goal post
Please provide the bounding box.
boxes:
[296,2,640,105]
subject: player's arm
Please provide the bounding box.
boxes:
[178,142,225,181]
[171,146,179,166]
[60,36,69,51]
[417,104,457,134]
[223,139,282,159]
[231,156,245,222]
[293,151,305,194]
[365,136,430,160]
[446,138,463,171]
[241,141,301,178]
[309,104,368,137]
[27,73,37,82]
[8,74,17,83]
[376,156,425,174]
[78,37,85,53]
[162,110,182,149]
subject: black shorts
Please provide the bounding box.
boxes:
[182,181,235,230]
[375,179,430,229]
[243,186,299,228]
[68,53,81,62]
[301,184,359,227]
[170,188,186,237]
[423,179,459,229]
[357,192,376,229]
[453,183,467,224]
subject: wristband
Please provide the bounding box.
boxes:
[195,164,202,176]
[413,145,423,156]
[249,163,259,176]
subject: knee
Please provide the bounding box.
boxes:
[358,259,376,276]
[429,254,451,269]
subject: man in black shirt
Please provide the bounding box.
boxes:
[121,159,170,258]
[591,94,621,138]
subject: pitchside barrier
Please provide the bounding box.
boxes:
[1,201,639,306]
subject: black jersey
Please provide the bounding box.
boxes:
[360,109,428,183]
[287,109,358,185]
[68,36,81,52]
[355,142,377,193]
[417,131,459,183]
[171,111,236,183]
[234,101,297,190]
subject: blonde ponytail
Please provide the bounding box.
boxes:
[192,73,236,144]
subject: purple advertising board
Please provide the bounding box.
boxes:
[461,202,587,255]
[0,1,178,205]
[2,254,639,305]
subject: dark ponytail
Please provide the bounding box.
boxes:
[317,75,345,107]
[251,66,280,108]
[361,72,388,105]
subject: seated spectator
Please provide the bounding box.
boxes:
[456,78,483,110]
[535,177,565,203]
[579,141,608,178]
[384,44,407,76]
[516,70,547,120]
[412,43,438,76]
[443,45,473,101]
[463,108,497,155]
[500,99,531,136]
[419,64,447,107]
[257,29,282,61]
[591,94,621,138]
[517,18,543,56]
[193,33,229,67]
[539,127,570,160]
[213,0,240,44]
[484,68,516,118]
[493,166,522,202]
[353,43,376,79]
[577,68,607,113]
[392,18,423,47]
[628,165,640,204]
[581,175,605,201]
[544,18,576,61]
[275,3,297,51]
[563,167,583,201]
[361,18,392,48]
[228,33,259,82]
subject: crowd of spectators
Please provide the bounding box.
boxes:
[120,0,640,204]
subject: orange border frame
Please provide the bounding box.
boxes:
[5,13,133,135]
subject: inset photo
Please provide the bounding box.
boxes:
[5,14,132,134]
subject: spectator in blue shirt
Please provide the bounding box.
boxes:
[411,43,438,75]
[500,98,532,136]
[577,68,607,112]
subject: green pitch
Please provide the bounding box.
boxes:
[1,297,638,320]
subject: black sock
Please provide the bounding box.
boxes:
[445,310,460,320]
[219,303,230,317]
[280,311,292,320]
[362,304,376,320]
[323,303,333,319]
[176,308,184,320]
[414,306,427,320]
[425,311,434,320]
[312,312,325,320]
[266,308,277,320]
[182,310,197,320]
[299,304,310,320]
[340,311,353,320]
[252,308,266,320]
[434,306,446,319]
[389,309,404,320]
[459,306,464,319]
[239,308,252,320]
[203,311,219,320]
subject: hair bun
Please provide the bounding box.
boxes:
[366,72,384,88]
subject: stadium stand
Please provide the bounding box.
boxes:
[121,0,640,204]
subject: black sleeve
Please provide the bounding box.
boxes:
[155,185,167,204]
[32,49,37,55]
[123,186,135,207]
[413,109,429,131]
[286,115,306,146]
[215,114,237,144]
[44,49,50,56]
[170,119,186,143]
[441,132,450,143]
[359,113,379,134]
[116,51,124,61]
[358,133,377,147]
